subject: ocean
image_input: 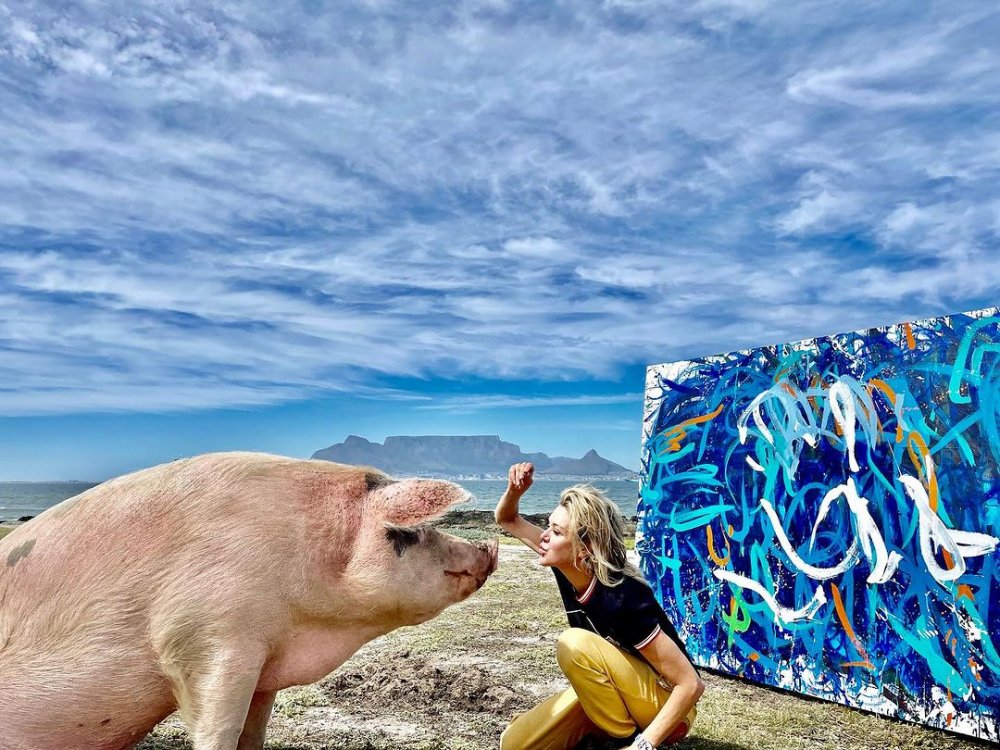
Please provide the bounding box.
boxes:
[460,479,641,516]
[0,478,641,523]
[0,481,100,522]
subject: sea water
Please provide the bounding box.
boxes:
[454,479,641,516]
[0,481,99,521]
[0,478,641,522]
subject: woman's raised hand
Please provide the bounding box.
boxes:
[507,462,534,496]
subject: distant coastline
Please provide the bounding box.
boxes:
[312,434,639,479]
[0,479,97,487]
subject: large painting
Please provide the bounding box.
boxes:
[638,306,1000,740]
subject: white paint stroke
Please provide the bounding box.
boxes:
[762,477,902,585]
[815,478,902,584]
[829,379,860,473]
[899,458,999,584]
[714,568,827,626]
[760,496,861,580]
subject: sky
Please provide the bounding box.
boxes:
[1,0,999,480]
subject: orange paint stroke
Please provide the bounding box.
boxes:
[749,652,760,662]
[806,374,822,418]
[903,322,916,350]
[661,403,725,453]
[867,378,900,443]
[906,432,941,514]
[830,583,874,670]
[957,584,975,601]
[773,366,791,383]
[706,524,731,566]
[842,661,872,669]
[727,524,734,537]
[942,549,955,570]
[781,381,797,397]
[969,658,982,682]
[868,378,898,405]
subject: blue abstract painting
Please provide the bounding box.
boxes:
[638,307,1000,740]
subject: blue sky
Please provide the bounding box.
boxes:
[1,1,999,480]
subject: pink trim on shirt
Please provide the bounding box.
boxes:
[635,624,662,650]
[577,576,597,604]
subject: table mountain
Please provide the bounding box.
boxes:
[311,435,633,477]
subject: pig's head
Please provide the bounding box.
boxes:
[354,474,499,627]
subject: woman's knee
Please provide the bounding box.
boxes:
[555,628,602,671]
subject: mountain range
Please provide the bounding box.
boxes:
[311,435,635,478]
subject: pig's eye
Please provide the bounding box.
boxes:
[385,524,422,556]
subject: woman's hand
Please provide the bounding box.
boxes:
[495,462,543,553]
[507,462,534,497]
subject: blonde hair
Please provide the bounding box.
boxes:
[559,484,642,587]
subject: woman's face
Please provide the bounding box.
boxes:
[539,504,586,570]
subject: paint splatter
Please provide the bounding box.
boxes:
[638,306,1000,741]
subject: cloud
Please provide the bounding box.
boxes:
[777,188,861,234]
[417,393,643,412]
[1,0,999,414]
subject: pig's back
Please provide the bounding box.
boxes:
[0,453,286,605]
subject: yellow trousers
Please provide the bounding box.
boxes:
[500,628,696,750]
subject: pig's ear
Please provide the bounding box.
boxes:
[374,479,471,526]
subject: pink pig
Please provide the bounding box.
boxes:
[0,452,498,750]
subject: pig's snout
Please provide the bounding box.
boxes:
[470,539,499,589]
[459,539,498,592]
[482,538,499,577]
[442,536,500,600]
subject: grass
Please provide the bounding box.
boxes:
[131,546,993,750]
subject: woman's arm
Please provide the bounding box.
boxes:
[632,631,705,747]
[494,462,544,554]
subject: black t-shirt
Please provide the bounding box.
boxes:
[553,568,691,666]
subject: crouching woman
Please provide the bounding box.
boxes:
[496,462,703,750]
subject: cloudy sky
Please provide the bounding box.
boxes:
[1,0,999,479]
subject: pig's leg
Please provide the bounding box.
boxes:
[236,690,277,750]
[171,647,268,750]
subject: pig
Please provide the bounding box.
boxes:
[0,452,498,750]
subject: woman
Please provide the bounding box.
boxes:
[496,462,703,750]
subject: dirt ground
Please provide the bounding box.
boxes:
[134,529,994,750]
